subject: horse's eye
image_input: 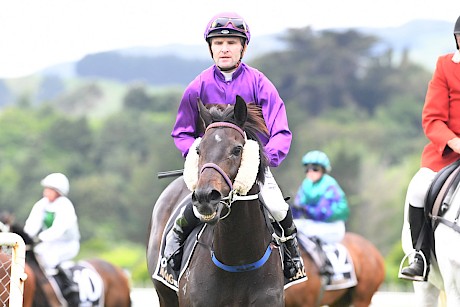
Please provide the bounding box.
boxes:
[231,146,243,157]
[196,147,201,156]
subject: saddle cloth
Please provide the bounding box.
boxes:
[50,261,104,307]
[297,228,357,290]
[152,198,206,292]
[152,198,303,292]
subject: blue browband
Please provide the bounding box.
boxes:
[211,245,273,272]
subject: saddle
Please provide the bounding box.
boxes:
[296,231,357,290]
[425,160,460,231]
[425,159,460,228]
[420,159,460,259]
[46,261,105,307]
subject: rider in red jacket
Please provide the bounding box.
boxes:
[400,15,460,281]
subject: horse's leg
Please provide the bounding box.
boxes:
[436,226,460,307]
[153,281,179,307]
[340,234,385,307]
[413,282,440,307]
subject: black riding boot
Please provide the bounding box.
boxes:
[55,265,79,307]
[311,237,334,276]
[400,205,431,281]
[279,208,307,280]
[164,203,201,271]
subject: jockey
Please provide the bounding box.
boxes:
[400,15,460,282]
[24,173,80,302]
[166,12,306,281]
[292,150,349,274]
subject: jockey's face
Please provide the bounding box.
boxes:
[305,164,324,183]
[210,37,245,71]
[43,187,60,202]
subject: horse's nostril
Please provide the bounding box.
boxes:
[209,190,221,202]
[193,188,221,205]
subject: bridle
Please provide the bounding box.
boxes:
[201,122,259,220]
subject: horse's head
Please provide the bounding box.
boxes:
[183,95,269,225]
[0,211,34,246]
[0,211,14,233]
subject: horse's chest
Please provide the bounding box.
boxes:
[179,259,284,307]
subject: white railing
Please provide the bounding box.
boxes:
[0,233,27,307]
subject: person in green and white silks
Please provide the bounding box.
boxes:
[24,173,80,276]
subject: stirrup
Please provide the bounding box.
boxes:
[398,250,428,281]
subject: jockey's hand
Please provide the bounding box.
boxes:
[447,137,460,154]
[33,236,42,245]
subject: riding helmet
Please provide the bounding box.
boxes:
[204,12,251,45]
[301,150,332,173]
[454,15,460,49]
[41,173,70,196]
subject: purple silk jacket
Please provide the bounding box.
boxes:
[171,63,292,167]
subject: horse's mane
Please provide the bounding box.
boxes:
[200,103,269,183]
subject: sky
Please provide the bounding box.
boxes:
[0,0,458,78]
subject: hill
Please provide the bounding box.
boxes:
[19,19,458,85]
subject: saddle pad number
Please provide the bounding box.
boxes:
[73,268,104,303]
[324,244,352,273]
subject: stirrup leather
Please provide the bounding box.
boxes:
[398,250,428,281]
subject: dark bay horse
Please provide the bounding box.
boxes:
[1,214,131,307]
[147,96,285,306]
[285,232,385,307]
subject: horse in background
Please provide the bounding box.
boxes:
[1,212,131,307]
[147,96,286,306]
[285,232,385,306]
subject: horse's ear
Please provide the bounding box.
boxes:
[198,98,212,128]
[234,95,248,127]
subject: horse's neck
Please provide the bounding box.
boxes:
[27,249,62,307]
[213,197,271,261]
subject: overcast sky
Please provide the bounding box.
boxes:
[0,0,458,78]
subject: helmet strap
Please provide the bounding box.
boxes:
[218,60,241,72]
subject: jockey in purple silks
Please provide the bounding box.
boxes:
[166,11,306,281]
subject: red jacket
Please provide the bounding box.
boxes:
[421,53,460,171]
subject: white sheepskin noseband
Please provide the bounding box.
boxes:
[183,137,201,192]
[183,137,260,195]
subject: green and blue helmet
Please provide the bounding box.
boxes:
[302,150,331,173]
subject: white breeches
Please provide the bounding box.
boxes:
[406,167,437,209]
[259,168,289,222]
[294,219,346,244]
[34,240,80,270]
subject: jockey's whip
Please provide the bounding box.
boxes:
[157,169,184,179]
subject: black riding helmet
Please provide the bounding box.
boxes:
[454,15,460,49]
